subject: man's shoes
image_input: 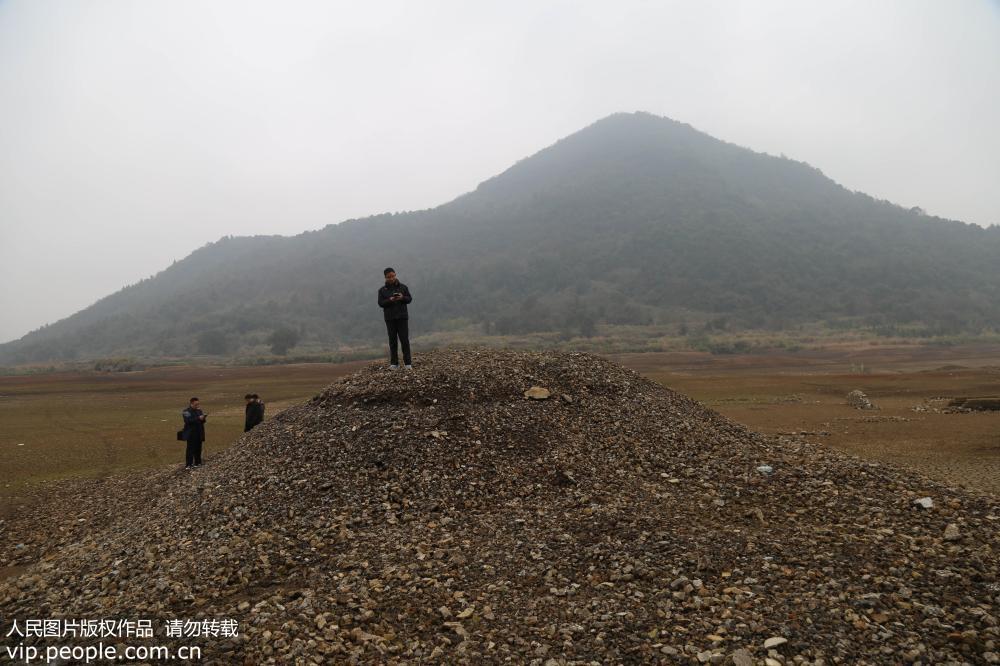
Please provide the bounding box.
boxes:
[389,364,399,371]
[184,465,192,470]
[404,364,413,371]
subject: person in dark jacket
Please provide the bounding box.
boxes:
[244,393,264,432]
[253,393,265,425]
[377,267,413,370]
[182,397,206,468]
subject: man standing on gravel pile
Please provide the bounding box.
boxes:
[378,267,413,370]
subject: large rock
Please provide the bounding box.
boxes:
[846,389,876,410]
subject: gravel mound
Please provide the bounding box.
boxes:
[2,349,998,664]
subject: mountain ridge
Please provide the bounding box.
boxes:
[4,112,999,363]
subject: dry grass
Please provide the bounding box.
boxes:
[0,362,366,496]
[616,342,1000,495]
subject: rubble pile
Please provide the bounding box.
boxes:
[1,349,998,664]
[846,390,877,410]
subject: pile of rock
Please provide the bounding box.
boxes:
[846,389,877,410]
[1,349,998,664]
[947,397,1000,413]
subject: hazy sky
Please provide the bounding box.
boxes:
[1,1,998,343]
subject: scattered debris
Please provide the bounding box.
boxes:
[777,430,831,437]
[0,349,997,664]
[857,415,910,423]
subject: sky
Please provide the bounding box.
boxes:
[1,1,998,344]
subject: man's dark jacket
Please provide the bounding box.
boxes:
[377,281,413,321]
[182,407,206,443]
[244,401,264,432]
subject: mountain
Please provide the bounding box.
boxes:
[4,112,1000,363]
[3,350,997,662]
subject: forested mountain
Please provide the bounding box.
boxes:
[4,112,999,363]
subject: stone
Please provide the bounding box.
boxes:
[847,390,876,410]
[524,386,551,400]
[943,523,960,541]
[730,648,753,666]
[763,637,787,649]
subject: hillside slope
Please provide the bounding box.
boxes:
[4,112,999,363]
[1,350,997,663]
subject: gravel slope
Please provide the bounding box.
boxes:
[1,349,998,665]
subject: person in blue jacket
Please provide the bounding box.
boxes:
[181,397,207,469]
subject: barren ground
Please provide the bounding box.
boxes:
[618,342,1000,496]
[1,342,997,519]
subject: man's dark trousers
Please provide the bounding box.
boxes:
[386,319,411,366]
[185,439,203,467]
